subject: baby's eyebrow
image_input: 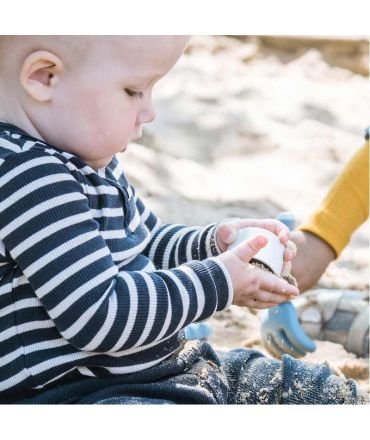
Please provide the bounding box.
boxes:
[123,74,150,87]
[125,68,166,84]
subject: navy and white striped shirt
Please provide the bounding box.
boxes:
[0,122,233,396]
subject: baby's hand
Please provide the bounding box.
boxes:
[216,233,299,309]
[216,218,297,275]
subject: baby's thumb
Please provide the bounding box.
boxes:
[230,235,268,263]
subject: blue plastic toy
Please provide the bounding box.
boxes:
[184,322,213,340]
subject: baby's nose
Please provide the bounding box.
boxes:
[137,105,156,124]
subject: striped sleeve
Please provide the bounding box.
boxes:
[134,191,222,270]
[0,150,233,353]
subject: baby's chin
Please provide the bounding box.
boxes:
[130,128,142,143]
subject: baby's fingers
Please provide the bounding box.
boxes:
[262,273,299,297]
[283,240,297,262]
[246,299,277,309]
[254,290,294,304]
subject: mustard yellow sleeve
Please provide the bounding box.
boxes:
[299,139,369,257]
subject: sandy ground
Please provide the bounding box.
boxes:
[117,36,369,395]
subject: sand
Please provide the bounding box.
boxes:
[117,36,369,395]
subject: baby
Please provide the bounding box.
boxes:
[0,36,364,404]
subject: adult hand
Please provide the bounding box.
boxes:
[290,230,336,292]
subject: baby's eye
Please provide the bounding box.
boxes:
[124,88,144,99]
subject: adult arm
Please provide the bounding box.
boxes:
[292,140,369,291]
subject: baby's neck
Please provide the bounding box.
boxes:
[0,110,44,142]
[0,88,45,141]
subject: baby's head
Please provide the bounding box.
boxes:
[0,36,189,169]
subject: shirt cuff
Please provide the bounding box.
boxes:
[204,257,234,311]
[207,223,223,257]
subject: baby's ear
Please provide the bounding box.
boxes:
[19,50,63,102]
